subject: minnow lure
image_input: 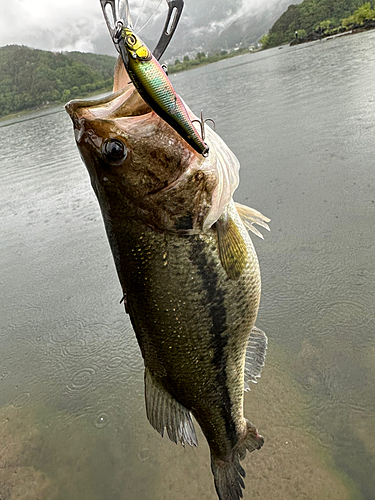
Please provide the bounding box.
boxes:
[100,0,209,157]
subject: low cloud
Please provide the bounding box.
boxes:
[0,0,302,55]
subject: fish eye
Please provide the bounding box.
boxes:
[103,139,127,162]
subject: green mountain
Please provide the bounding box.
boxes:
[0,45,116,118]
[262,0,374,48]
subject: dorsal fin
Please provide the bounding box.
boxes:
[235,202,270,239]
[215,213,248,280]
[244,326,268,391]
[145,368,198,447]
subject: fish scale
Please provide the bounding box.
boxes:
[110,204,261,458]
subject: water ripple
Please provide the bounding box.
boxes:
[105,356,125,370]
[317,299,373,330]
[67,367,97,392]
[138,448,150,462]
[11,392,31,408]
[92,411,110,429]
[49,319,84,345]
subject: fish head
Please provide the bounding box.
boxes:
[65,64,240,233]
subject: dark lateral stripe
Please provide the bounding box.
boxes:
[189,236,237,443]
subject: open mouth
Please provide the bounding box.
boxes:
[65,85,151,126]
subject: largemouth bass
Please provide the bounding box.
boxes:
[66,60,270,500]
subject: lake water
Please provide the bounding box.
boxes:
[1,30,375,500]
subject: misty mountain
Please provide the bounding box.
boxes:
[0,1,305,60]
[141,0,304,58]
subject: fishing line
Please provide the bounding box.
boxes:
[137,0,164,34]
[134,0,148,30]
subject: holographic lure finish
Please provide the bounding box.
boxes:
[119,27,209,157]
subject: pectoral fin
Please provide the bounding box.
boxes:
[215,214,248,280]
[235,202,270,239]
[244,326,268,391]
[144,368,198,447]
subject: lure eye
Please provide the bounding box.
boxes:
[126,35,136,46]
[103,139,127,162]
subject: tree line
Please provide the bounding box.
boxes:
[260,0,375,49]
[0,45,116,118]
[0,44,254,118]
[167,48,251,74]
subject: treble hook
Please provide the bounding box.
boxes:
[192,111,216,141]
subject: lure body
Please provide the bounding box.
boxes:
[119,27,209,156]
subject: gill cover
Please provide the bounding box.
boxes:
[199,124,240,230]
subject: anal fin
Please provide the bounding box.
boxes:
[244,326,268,391]
[145,368,198,447]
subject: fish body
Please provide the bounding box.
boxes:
[117,27,209,156]
[66,71,269,500]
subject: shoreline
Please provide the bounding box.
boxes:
[0,103,63,123]
[0,85,113,124]
[167,47,260,75]
[290,20,375,47]
[0,49,258,122]
[2,23,374,123]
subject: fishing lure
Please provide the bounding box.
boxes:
[100,0,210,157]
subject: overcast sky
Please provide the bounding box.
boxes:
[0,0,134,55]
[0,0,280,55]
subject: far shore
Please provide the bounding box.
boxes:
[289,20,375,47]
[0,85,113,124]
[2,23,375,123]
[0,103,63,123]
[0,48,256,122]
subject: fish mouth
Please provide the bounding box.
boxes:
[65,85,152,126]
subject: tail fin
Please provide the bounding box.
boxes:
[211,420,264,500]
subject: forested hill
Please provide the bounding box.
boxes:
[0,45,116,118]
[262,0,375,48]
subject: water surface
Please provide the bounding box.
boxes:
[1,30,375,500]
